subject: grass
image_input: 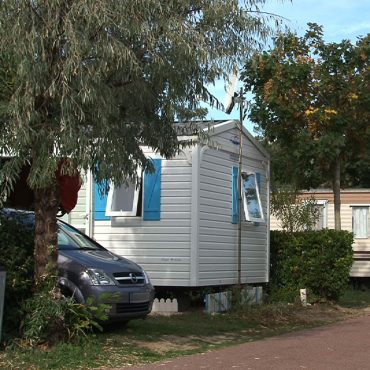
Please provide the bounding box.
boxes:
[339,287,370,308]
[1,293,369,370]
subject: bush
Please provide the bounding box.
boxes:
[0,214,35,337]
[271,184,320,233]
[269,229,353,303]
[20,289,110,347]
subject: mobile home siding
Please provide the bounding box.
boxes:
[61,174,87,232]
[198,127,269,286]
[92,149,194,286]
[67,120,271,288]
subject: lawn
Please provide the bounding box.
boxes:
[1,297,368,370]
[338,289,370,308]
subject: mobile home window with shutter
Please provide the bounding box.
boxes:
[94,159,162,221]
[352,206,370,239]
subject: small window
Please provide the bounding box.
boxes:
[106,173,142,217]
[313,201,327,230]
[353,207,370,239]
[241,172,264,222]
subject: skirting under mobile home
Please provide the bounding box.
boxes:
[67,120,270,287]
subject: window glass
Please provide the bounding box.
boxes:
[58,223,101,250]
[242,173,263,221]
[353,207,370,239]
[111,181,136,213]
[106,174,142,217]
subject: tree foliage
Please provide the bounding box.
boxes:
[270,184,320,233]
[0,1,277,281]
[243,24,370,229]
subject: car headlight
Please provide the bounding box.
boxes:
[86,269,115,286]
[142,270,151,284]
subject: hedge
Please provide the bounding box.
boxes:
[269,229,354,303]
[0,214,35,337]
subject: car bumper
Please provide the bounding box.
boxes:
[82,284,155,320]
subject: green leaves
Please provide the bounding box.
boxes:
[0,0,277,192]
[269,230,354,303]
[270,185,321,233]
[243,23,370,190]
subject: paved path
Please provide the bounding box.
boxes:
[123,314,370,370]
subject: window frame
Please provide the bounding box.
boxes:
[241,171,264,223]
[352,205,370,239]
[105,170,142,217]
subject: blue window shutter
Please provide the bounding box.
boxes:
[143,159,161,221]
[232,166,239,224]
[93,181,111,221]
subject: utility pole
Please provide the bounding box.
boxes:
[237,87,244,286]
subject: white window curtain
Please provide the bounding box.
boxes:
[353,207,370,239]
[313,202,327,230]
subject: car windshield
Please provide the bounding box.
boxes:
[58,222,102,251]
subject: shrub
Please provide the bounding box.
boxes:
[270,184,320,233]
[0,214,35,337]
[20,289,110,347]
[269,229,353,303]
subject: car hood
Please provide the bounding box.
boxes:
[59,249,142,273]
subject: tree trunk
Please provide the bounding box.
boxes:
[34,182,60,287]
[333,158,341,230]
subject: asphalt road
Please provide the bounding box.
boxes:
[123,314,370,370]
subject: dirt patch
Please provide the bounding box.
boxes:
[287,304,364,323]
[132,333,248,354]
[133,339,198,354]
[133,305,367,355]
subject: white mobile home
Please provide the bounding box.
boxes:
[67,120,270,287]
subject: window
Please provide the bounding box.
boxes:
[58,223,102,251]
[313,201,327,230]
[106,173,142,217]
[241,172,264,222]
[94,159,162,221]
[352,206,370,239]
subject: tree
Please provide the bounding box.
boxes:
[270,184,320,233]
[243,24,370,230]
[0,1,276,285]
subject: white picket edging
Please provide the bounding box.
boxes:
[151,298,179,315]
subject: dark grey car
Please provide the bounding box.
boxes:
[2,209,155,321]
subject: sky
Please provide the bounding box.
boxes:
[205,0,370,131]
